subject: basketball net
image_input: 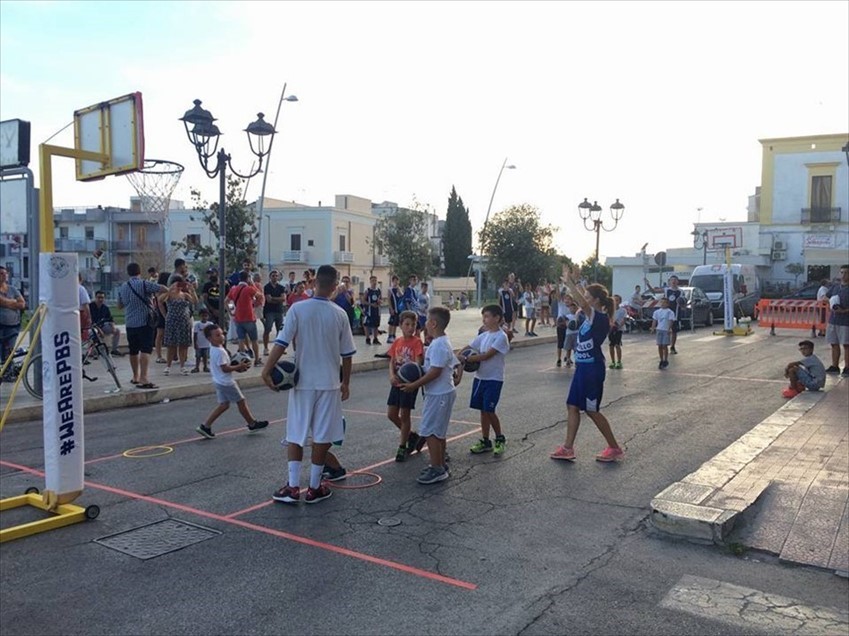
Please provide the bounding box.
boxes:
[125,159,185,226]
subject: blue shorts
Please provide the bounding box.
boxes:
[796,368,823,391]
[566,362,605,412]
[417,315,427,330]
[235,320,258,342]
[469,378,503,413]
[387,384,418,410]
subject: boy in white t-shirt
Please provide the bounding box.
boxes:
[651,299,676,370]
[401,306,460,485]
[196,325,269,438]
[263,265,357,505]
[191,308,214,373]
[462,304,511,456]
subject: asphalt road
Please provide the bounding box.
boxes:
[1,329,847,635]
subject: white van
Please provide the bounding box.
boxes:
[689,264,761,318]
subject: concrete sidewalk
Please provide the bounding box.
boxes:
[1,308,558,424]
[651,379,849,576]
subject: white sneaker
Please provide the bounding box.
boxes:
[163,367,170,376]
[181,367,189,376]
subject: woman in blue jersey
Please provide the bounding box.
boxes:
[550,272,624,463]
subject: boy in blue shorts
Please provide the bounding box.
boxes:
[462,304,511,456]
[401,306,460,484]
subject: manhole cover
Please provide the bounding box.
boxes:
[377,517,401,527]
[94,519,220,560]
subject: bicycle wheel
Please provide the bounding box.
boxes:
[22,353,43,400]
[98,345,122,391]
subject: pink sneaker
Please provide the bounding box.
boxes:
[782,387,800,399]
[595,447,624,462]
[550,445,576,461]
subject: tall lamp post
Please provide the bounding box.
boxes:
[691,228,709,265]
[577,198,625,282]
[180,99,276,329]
[468,158,516,307]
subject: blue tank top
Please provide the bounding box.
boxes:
[500,289,513,311]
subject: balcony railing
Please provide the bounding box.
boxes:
[801,207,841,224]
[54,238,109,252]
[282,250,308,263]
[373,255,391,267]
[334,251,355,263]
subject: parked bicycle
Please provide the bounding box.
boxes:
[0,321,121,401]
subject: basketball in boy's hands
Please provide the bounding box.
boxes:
[231,351,252,371]
[397,362,423,384]
[270,359,299,390]
[461,347,480,372]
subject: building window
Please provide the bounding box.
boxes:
[136,225,147,248]
[85,226,95,240]
[290,234,302,251]
[307,239,314,247]
[59,227,69,239]
[186,233,201,249]
[338,234,347,252]
[810,175,832,223]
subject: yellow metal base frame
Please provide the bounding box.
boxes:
[713,325,754,337]
[0,494,87,543]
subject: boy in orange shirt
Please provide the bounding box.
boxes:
[386,311,426,461]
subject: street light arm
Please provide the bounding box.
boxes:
[598,217,621,232]
[227,155,264,180]
[580,217,598,233]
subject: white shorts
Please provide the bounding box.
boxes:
[419,391,456,439]
[825,323,849,346]
[285,389,344,446]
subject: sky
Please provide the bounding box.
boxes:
[1,0,847,263]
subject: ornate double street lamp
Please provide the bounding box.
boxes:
[691,228,709,265]
[577,198,625,282]
[180,100,277,328]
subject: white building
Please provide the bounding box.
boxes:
[608,133,849,298]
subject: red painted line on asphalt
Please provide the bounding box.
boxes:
[0,458,477,591]
[84,418,287,465]
[224,426,481,519]
[343,408,480,427]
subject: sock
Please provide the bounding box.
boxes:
[309,463,324,489]
[288,461,301,489]
[495,435,505,442]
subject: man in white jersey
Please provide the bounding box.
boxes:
[263,265,356,505]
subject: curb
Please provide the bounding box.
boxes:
[4,334,557,424]
[650,388,830,544]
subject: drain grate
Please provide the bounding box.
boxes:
[94,519,220,560]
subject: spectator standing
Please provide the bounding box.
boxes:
[116,262,168,389]
[364,275,383,345]
[201,268,225,325]
[162,275,198,376]
[227,271,262,365]
[262,270,286,356]
[651,299,676,370]
[824,264,849,376]
[89,290,123,356]
[0,265,25,367]
[645,275,686,354]
[287,282,309,307]
[386,275,404,344]
[154,272,170,363]
[608,294,626,369]
[78,274,92,341]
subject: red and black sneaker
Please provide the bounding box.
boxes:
[305,485,332,504]
[272,484,300,504]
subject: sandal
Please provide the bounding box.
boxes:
[130,379,140,385]
[155,358,167,364]
[137,383,158,390]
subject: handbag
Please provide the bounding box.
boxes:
[127,279,159,329]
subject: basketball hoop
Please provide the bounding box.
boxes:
[125,159,184,226]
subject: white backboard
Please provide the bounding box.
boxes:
[707,227,742,250]
[74,92,145,181]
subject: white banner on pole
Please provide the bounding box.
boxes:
[39,253,85,506]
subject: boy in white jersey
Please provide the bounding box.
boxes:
[651,298,676,370]
[462,304,511,456]
[401,306,460,484]
[196,325,269,439]
[263,265,356,505]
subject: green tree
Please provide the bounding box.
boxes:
[443,186,472,276]
[371,201,435,282]
[480,204,559,289]
[785,262,804,286]
[579,257,612,291]
[171,176,258,274]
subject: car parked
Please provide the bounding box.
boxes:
[781,283,820,300]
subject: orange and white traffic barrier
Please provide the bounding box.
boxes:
[756,299,829,335]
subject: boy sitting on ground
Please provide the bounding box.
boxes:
[783,340,826,398]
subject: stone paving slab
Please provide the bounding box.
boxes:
[651,381,849,576]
